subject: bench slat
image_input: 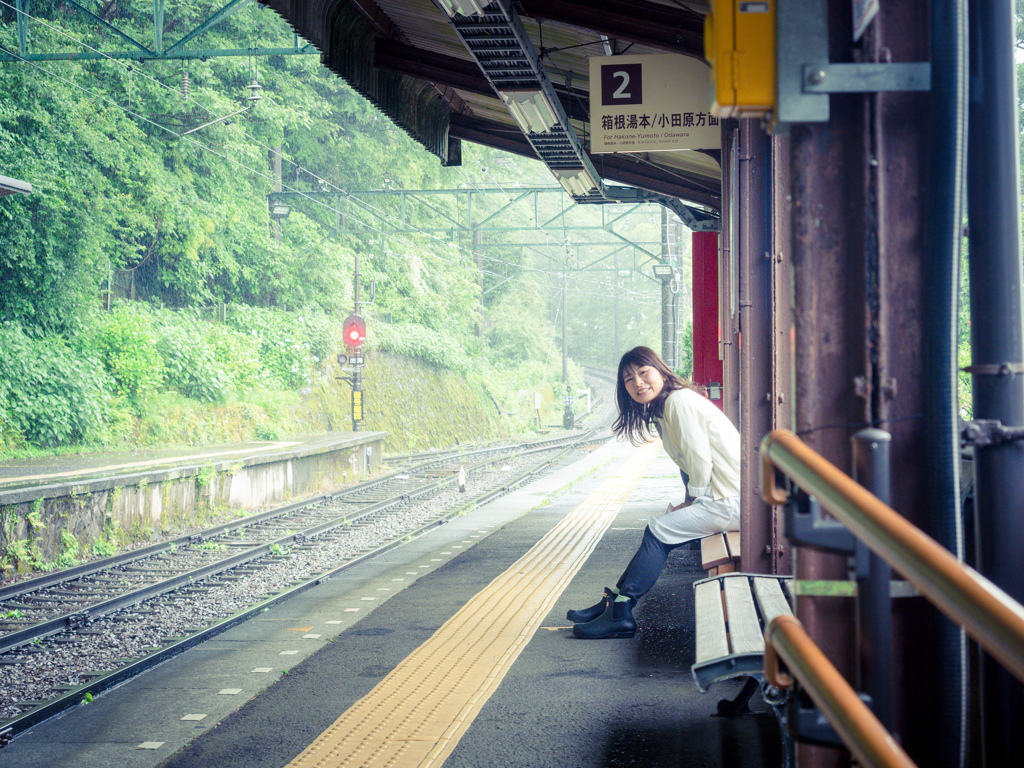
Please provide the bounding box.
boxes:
[694,580,730,664]
[726,530,741,560]
[753,577,793,623]
[722,576,764,655]
[701,533,731,569]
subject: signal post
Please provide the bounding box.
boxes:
[338,314,366,431]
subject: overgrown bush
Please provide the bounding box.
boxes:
[206,321,265,395]
[86,305,164,401]
[225,304,332,390]
[151,309,232,403]
[0,323,113,446]
[373,321,472,374]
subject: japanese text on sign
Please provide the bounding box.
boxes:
[589,54,720,153]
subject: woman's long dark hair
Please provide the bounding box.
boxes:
[612,346,688,446]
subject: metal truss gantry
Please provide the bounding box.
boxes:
[1,0,317,63]
[269,185,687,277]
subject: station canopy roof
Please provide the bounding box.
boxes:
[0,175,32,196]
[260,0,720,219]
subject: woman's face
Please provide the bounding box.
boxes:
[622,363,665,405]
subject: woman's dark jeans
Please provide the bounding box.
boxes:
[615,526,686,600]
[614,470,694,601]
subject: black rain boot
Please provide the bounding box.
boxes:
[566,587,615,623]
[572,597,636,639]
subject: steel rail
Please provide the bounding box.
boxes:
[764,614,917,768]
[0,431,588,603]
[760,428,1024,684]
[0,434,592,743]
[1,430,600,654]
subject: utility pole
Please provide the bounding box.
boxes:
[474,227,484,337]
[352,250,362,431]
[270,145,282,244]
[614,251,621,360]
[660,207,677,369]
[561,269,568,382]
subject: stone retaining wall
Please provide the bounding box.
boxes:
[0,433,384,579]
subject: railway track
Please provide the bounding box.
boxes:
[0,426,611,743]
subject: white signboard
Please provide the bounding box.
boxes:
[589,54,721,153]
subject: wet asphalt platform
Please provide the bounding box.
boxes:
[0,438,780,768]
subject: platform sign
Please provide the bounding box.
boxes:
[589,54,721,153]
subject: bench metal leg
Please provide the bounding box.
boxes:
[775,705,795,768]
[715,676,759,716]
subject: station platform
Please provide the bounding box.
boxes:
[0,432,385,497]
[0,433,385,567]
[0,437,780,768]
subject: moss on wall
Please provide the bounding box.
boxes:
[286,353,506,453]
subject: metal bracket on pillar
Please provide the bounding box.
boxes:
[803,63,930,94]
[960,418,1024,449]
[783,491,856,554]
[775,0,930,129]
[784,692,873,747]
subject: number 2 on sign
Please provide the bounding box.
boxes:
[612,70,631,99]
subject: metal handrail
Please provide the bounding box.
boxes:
[764,615,917,768]
[760,428,1024,684]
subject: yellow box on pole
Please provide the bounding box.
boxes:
[352,389,362,421]
[704,0,775,118]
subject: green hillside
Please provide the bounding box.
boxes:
[0,1,671,456]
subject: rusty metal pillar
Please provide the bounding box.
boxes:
[738,118,774,575]
[788,8,870,768]
[788,1,936,766]
[771,133,794,576]
[721,120,740,426]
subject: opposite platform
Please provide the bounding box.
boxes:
[0,433,384,570]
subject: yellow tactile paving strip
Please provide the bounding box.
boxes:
[286,440,660,768]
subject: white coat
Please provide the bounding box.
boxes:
[648,388,742,545]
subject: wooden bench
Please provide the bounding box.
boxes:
[692,573,794,722]
[699,530,741,575]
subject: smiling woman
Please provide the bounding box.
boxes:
[568,345,741,639]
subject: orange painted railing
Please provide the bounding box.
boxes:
[760,428,1024,684]
[764,614,917,768]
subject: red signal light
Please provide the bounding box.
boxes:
[342,314,366,350]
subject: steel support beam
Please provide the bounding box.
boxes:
[450,114,722,210]
[967,0,1024,763]
[737,118,773,575]
[516,0,704,58]
[373,38,588,122]
[720,121,740,425]
[788,2,936,766]
[1,0,319,64]
[165,0,251,54]
[771,133,793,576]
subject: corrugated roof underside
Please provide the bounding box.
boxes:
[261,0,452,162]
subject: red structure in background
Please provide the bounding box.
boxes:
[691,231,723,410]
